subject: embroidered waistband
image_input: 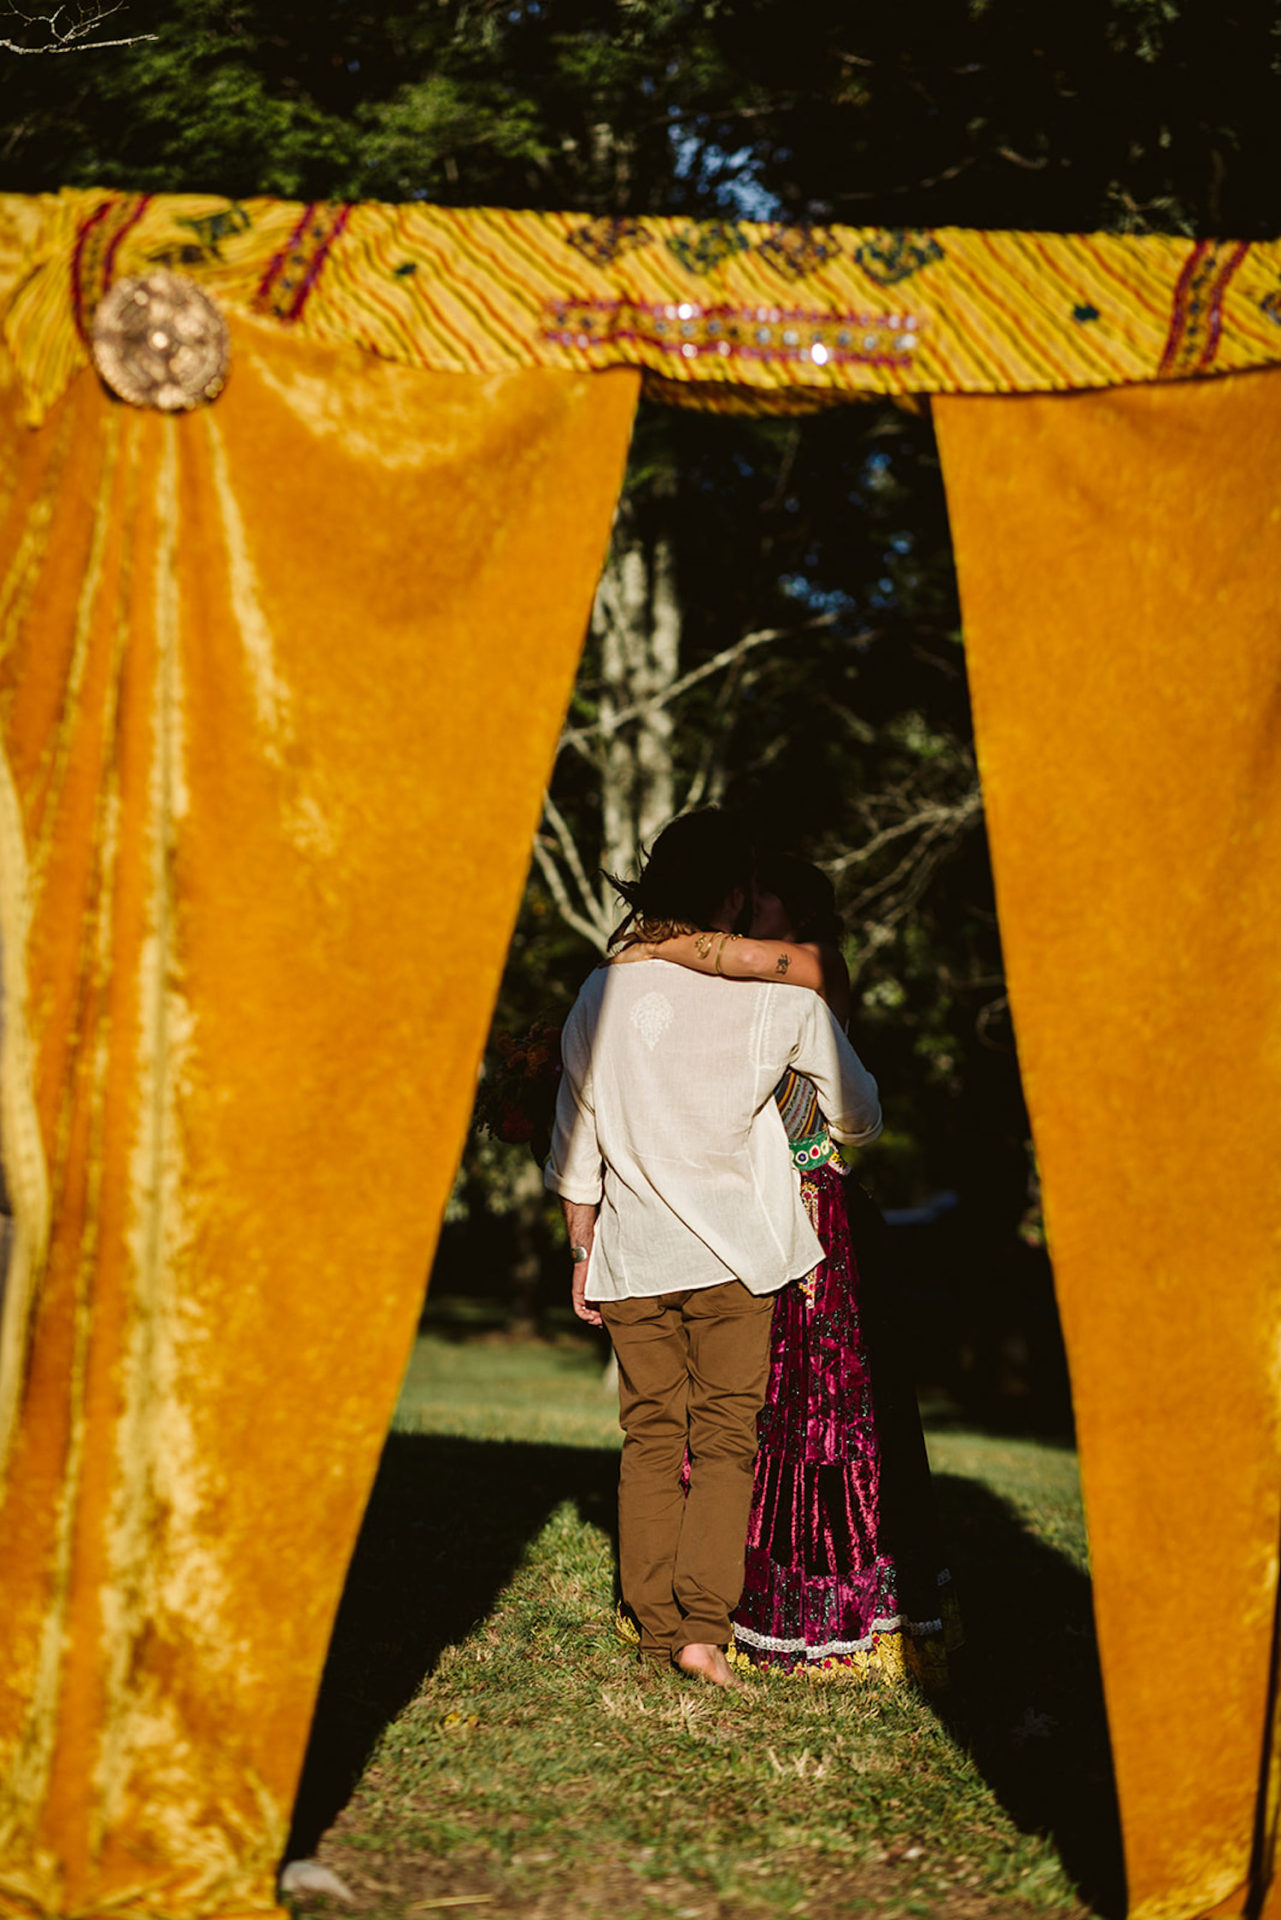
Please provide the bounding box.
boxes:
[791,1130,837,1171]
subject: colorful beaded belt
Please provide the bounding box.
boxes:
[791,1131,837,1171]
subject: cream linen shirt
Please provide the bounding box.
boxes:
[544,960,882,1301]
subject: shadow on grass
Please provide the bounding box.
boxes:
[289,1432,1123,1919]
[286,1432,619,1861]
[933,1471,1125,1919]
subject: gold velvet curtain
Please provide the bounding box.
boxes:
[0,318,638,1920]
[935,369,1281,1920]
[2,193,1281,1920]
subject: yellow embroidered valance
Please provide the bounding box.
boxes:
[4,188,1281,423]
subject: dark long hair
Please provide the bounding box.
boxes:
[758,851,843,945]
[607,808,755,947]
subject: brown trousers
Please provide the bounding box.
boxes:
[601,1280,776,1661]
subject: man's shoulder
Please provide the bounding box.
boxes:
[567,965,610,1021]
[663,970,805,1039]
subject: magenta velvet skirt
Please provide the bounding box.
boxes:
[731,1164,955,1682]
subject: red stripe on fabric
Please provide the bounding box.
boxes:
[1024,235,1134,383]
[429,221,541,355]
[290,203,353,321]
[325,268,451,368]
[922,240,1043,388]
[1078,234,1173,327]
[1159,240,1212,376]
[255,203,317,311]
[485,208,586,307]
[972,230,1077,384]
[1194,242,1251,373]
[390,235,498,369]
[101,192,151,288]
[70,199,114,344]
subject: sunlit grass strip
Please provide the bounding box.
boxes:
[290,1333,1103,1920]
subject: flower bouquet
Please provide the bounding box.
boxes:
[474,1021,563,1165]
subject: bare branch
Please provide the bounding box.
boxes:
[531,839,611,954]
[849,844,959,974]
[540,791,608,929]
[679,638,764,812]
[556,725,606,772]
[996,145,1049,172]
[0,32,155,47]
[0,1,154,50]
[558,615,844,755]
[828,789,981,875]
[976,992,1012,1051]
[833,154,978,202]
[839,787,982,984]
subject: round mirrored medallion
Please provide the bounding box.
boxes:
[91,271,230,411]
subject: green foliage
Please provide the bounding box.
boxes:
[0,3,358,195]
[0,0,764,211]
[6,0,1278,233]
[353,74,553,202]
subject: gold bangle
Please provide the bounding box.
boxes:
[714,932,742,975]
[694,931,716,959]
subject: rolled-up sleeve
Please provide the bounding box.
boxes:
[794,1001,883,1148]
[544,1003,605,1205]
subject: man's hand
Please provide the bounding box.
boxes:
[572,1263,603,1328]
[562,1198,602,1327]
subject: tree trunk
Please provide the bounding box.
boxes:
[537,495,688,949]
[595,500,682,892]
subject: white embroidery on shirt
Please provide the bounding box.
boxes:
[631,991,675,1050]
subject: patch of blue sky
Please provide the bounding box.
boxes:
[672,128,783,223]
[779,575,855,619]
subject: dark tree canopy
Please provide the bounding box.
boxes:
[2,0,1280,238]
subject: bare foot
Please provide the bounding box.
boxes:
[674,1642,744,1690]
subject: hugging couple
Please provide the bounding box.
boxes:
[546,808,955,1691]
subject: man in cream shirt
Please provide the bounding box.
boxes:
[546,811,881,1687]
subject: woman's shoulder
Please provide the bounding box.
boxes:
[806,941,852,1025]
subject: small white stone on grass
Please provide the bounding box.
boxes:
[279,1860,356,1904]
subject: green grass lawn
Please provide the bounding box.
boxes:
[289,1312,1119,1920]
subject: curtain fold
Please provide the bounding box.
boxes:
[934,370,1281,1920]
[0,320,638,1920]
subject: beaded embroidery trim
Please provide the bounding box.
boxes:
[731,1614,945,1657]
[732,1572,954,1656]
[542,296,923,371]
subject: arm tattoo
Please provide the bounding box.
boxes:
[775,955,790,975]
